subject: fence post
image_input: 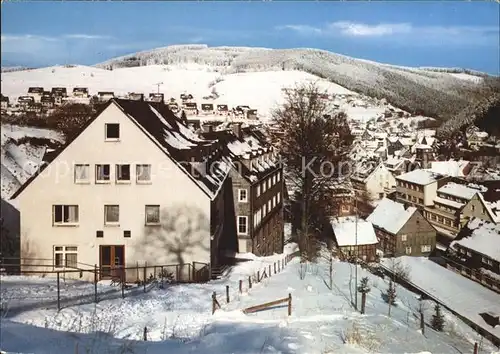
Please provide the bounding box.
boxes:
[143,326,147,341]
[212,292,217,314]
[226,285,230,303]
[473,342,478,354]
[239,279,243,294]
[248,276,252,289]
[257,271,260,282]
[269,264,271,277]
[143,263,147,292]
[153,266,156,279]
[278,260,281,272]
[56,271,61,311]
[176,265,180,282]
[274,262,277,274]
[288,293,292,316]
[94,264,98,304]
[121,269,125,299]
[136,262,139,282]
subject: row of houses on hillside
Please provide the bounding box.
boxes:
[9,98,284,283]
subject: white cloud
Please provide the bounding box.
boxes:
[328,21,412,37]
[63,34,112,40]
[277,21,499,45]
[1,34,59,42]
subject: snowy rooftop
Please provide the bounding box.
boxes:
[367,198,417,234]
[434,196,465,209]
[438,183,480,200]
[428,160,470,178]
[451,218,500,262]
[330,217,378,246]
[396,169,445,185]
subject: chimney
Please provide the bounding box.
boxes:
[232,123,243,139]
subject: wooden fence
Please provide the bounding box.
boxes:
[443,257,500,294]
[379,262,500,348]
[211,253,294,314]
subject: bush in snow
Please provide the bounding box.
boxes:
[431,303,445,332]
[357,277,371,314]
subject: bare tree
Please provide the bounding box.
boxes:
[269,82,353,263]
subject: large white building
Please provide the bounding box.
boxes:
[12,99,233,282]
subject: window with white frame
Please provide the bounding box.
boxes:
[116,164,131,182]
[256,184,261,197]
[53,205,79,225]
[104,205,119,225]
[401,234,407,241]
[277,171,281,182]
[277,192,281,203]
[136,164,152,183]
[263,203,267,216]
[237,216,248,235]
[262,181,266,193]
[267,178,271,189]
[421,245,431,253]
[105,123,120,140]
[238,189,248,202]
[482,256,493,266]
[74,164,90,183]
[54,246,78,268]
[272,195,276,208]
[145,205,160,224]
[95,164,111,183]
[405,246,412,255]
[268,200,271,211]
[272,175,276,185]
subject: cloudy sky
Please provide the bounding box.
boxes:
[1,1,499,73]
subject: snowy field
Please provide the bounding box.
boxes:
[1,124,65,198]
[1,65,356,118]
[381,256,500,339]
[2,242,498,354]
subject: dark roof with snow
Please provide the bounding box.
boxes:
[11,99,230,200]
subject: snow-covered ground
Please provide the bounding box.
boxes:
[2,241,498,354]
[381,256,500,340]
[1,124,65,199]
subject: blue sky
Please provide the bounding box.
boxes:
[1,1,499,74]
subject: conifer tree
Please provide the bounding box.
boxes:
[431,303,445,331]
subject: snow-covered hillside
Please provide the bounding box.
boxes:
[93,45,490,120]
[1,242,497,354]
[1,65,356,117]
[1,124,65,199]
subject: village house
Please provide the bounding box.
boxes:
[149,93,164,103]
[427,160,472,178]
[246,109,258,120]
[128,93,144,101]
[98,92,115,103]
[11,98,236,283]
[18,96,35,109]
[330,217,378,262]
[422,183,487,240]
[367,198,436,257]
[73,87,89,98]
[27,87,44,102]
[51,87,67,98]
[201,103,215,115]
[216,104,229,116]
[447,218,500,288]
[40,95,55,109]
[183,102,198,115]
[395,169,450,209]
[200,123,284,257]
[326,185,355,217]
[1,94,9,110]
[350,160,397,200]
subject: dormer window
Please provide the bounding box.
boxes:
[105,123,120,140]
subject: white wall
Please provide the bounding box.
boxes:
[424,182,438,206]
[365,164,397,199]
[17,102,212,281]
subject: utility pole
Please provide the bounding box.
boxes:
[354,188,358,311]
[154,82,163,94]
